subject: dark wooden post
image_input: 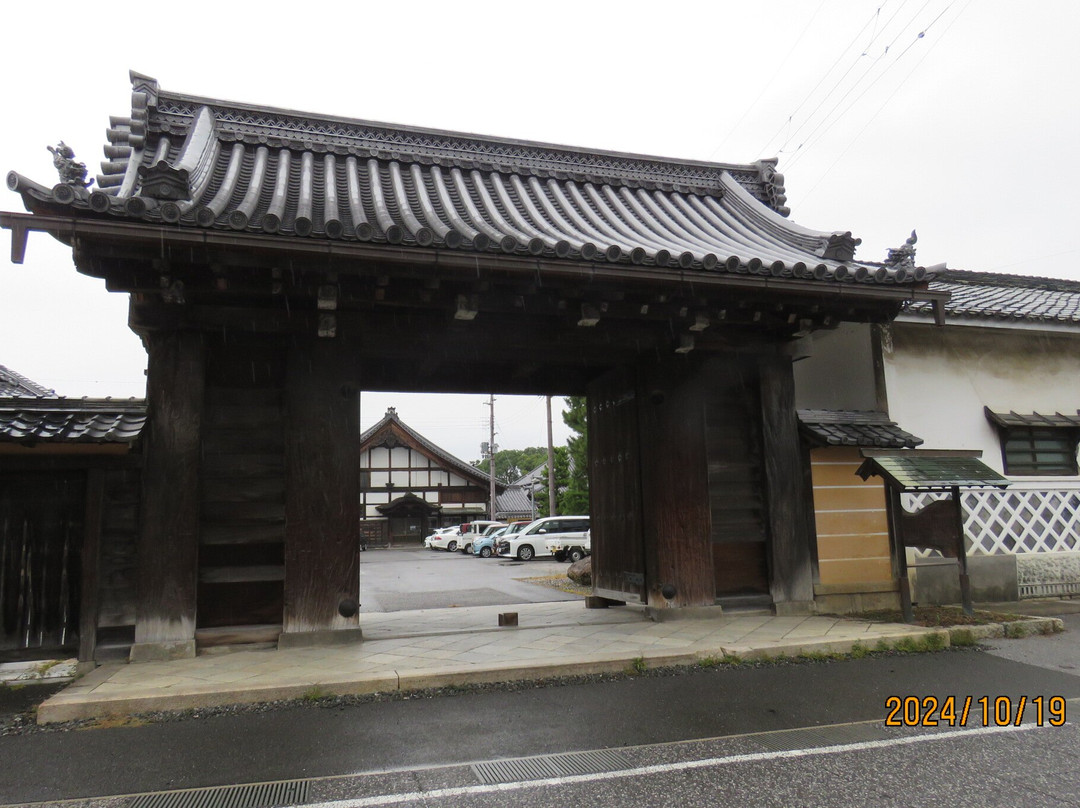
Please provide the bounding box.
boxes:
[885,484,914,623]
[952,485,974,616]
[132,330,205,661]
[759,354,815,613]
[280,337,362,645]
[77,469,106,667]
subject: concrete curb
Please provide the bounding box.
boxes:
[36,626,949,725]
[33,615,1063,725]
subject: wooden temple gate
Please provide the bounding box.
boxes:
[2,72,947,660]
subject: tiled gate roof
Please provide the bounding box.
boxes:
[7,72,933,288]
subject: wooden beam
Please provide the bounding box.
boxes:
[132,330,204,659]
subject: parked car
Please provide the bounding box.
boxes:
[424,527,461,551]
[547,528,591,562]
[497,516,590,561]
[473,520,530,558]
[457,520,505,554]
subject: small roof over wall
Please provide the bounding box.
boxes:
[798,410,923,449]
[983,408,1080,430]
[856,450,1010,492]
[902,270,1080,327]
[0,397,146,444]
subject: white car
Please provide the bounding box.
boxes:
[424,527,461,551]
[497,516,590,561]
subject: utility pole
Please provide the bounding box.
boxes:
[485,395,497,521]
[546,395,556,516]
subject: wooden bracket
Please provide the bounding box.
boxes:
[9,222,28,264]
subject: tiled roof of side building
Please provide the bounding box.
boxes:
[798,410,923,449]
[0,397,146,443]
[902,269,1080,325]
[5,72,932,287]
[495,486,534,519]
[0,364,55,397]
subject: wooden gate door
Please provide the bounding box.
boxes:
[0,471,84,658]
[587,367,646,602]
[705,361,771,600]
[197,336,286,647]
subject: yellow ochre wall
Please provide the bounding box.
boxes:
[810,447,899,612]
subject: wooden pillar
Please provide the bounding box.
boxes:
[77,469,106,667]
[281,337,362,644]
[759,354,816,613]
[132,330,204,661]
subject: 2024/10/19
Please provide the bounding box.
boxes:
[885,695,1066,727]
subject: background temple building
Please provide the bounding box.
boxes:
[357,407,499,546]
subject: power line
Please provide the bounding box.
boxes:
[776,0,926,162]
[799,0,970,198]
[707,0,826,160]
[758,2,895,157]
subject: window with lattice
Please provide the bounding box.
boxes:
[1000,427,1079,476]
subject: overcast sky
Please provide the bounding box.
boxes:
[2,1,1077,462]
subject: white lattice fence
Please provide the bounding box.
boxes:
[904,487,1080,597]
[904,488,1080,555]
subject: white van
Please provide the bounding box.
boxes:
[457,520,505,554]
[496,516,590,561]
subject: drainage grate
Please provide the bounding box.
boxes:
[749,722,891,753]
[472,749,632,784]
[129,779,310,808]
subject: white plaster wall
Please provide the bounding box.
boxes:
[793,322,879,411]
[1018,552,1080,586]
[883,322,1080,478]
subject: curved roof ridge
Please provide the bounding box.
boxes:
[148,77,782,204]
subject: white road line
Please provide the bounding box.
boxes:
[304,723,1056,807]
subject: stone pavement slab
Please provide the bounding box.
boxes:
[36,601,941,725]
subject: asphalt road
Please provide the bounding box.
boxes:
[358,547,578,612]
[2,636,1079,806]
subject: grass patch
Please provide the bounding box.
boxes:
[846,606,1026,628]
[300,685,331,702]
[698,653,742,668]
[629,656,647,675]
[78,714,149,730]
[950,628,979,647]
[797,649,845,662]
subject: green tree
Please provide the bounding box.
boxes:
[532,445,570,516]
[560,396,589,514]
[471,446,548,485]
